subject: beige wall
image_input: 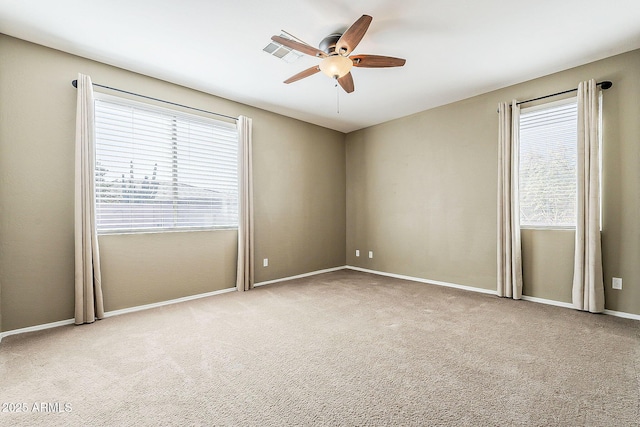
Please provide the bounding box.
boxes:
[99,231,238,311]
[346,49,640,315]
[520,229,574,303]
[0,35,346,331]
[1,33,638,334]
[346,99,497,290]
[253,115,346,282]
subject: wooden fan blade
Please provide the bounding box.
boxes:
[351,54,406,68]
[335,15,372,56]
[338,72,355,93]
[271,35,327,58]
[284,66,321,84]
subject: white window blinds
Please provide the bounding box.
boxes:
[519,99,577,228]
[94,96,238,233]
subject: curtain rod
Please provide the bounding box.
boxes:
[71,80,238,122]
[515,80,613,106]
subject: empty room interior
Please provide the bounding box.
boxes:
[0,1,639,426]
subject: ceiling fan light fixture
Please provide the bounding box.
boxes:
[272,14,405,93]
[319,55,353,79]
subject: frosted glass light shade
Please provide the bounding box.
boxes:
[319,55,353,78]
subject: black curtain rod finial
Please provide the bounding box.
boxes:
[72,79,78,88]
[600,80,613,90]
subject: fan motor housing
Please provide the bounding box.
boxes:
[319,33,342,55]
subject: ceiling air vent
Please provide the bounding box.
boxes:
[263,33,303,63]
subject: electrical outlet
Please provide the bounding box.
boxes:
[263,258,269,267]
[369,251,373,259]
[612,277,622,290]
[355,250,360,257]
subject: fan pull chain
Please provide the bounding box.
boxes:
[335,79,340,114]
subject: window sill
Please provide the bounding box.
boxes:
[98,226,238,236]
[520,226,575,231]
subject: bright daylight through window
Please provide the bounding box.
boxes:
[519,98,578,228]
[94,95,238,233]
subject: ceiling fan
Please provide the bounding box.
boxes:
[271,14,406,93]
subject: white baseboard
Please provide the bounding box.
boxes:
[346,266,639,321]
[3,267,637,343]
[514,295,640,321]
[0,287,236,343]
[603,309,640,321]
[254,265,347,287]
[520,295,575,309]
[103,287,236,318]
[520,297,640,320]
[346,265,497,295]
[0,318,76,342]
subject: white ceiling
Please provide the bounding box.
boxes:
[1,0,639,133]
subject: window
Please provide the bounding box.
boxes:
[519,98,577,228]
[94,95,238,234]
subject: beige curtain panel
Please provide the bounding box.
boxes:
[236,116,254,292]
[572,79,605,313]
[74,73,104,324]
[497,100,523,299]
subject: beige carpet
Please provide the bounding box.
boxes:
[0,270,638,426]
